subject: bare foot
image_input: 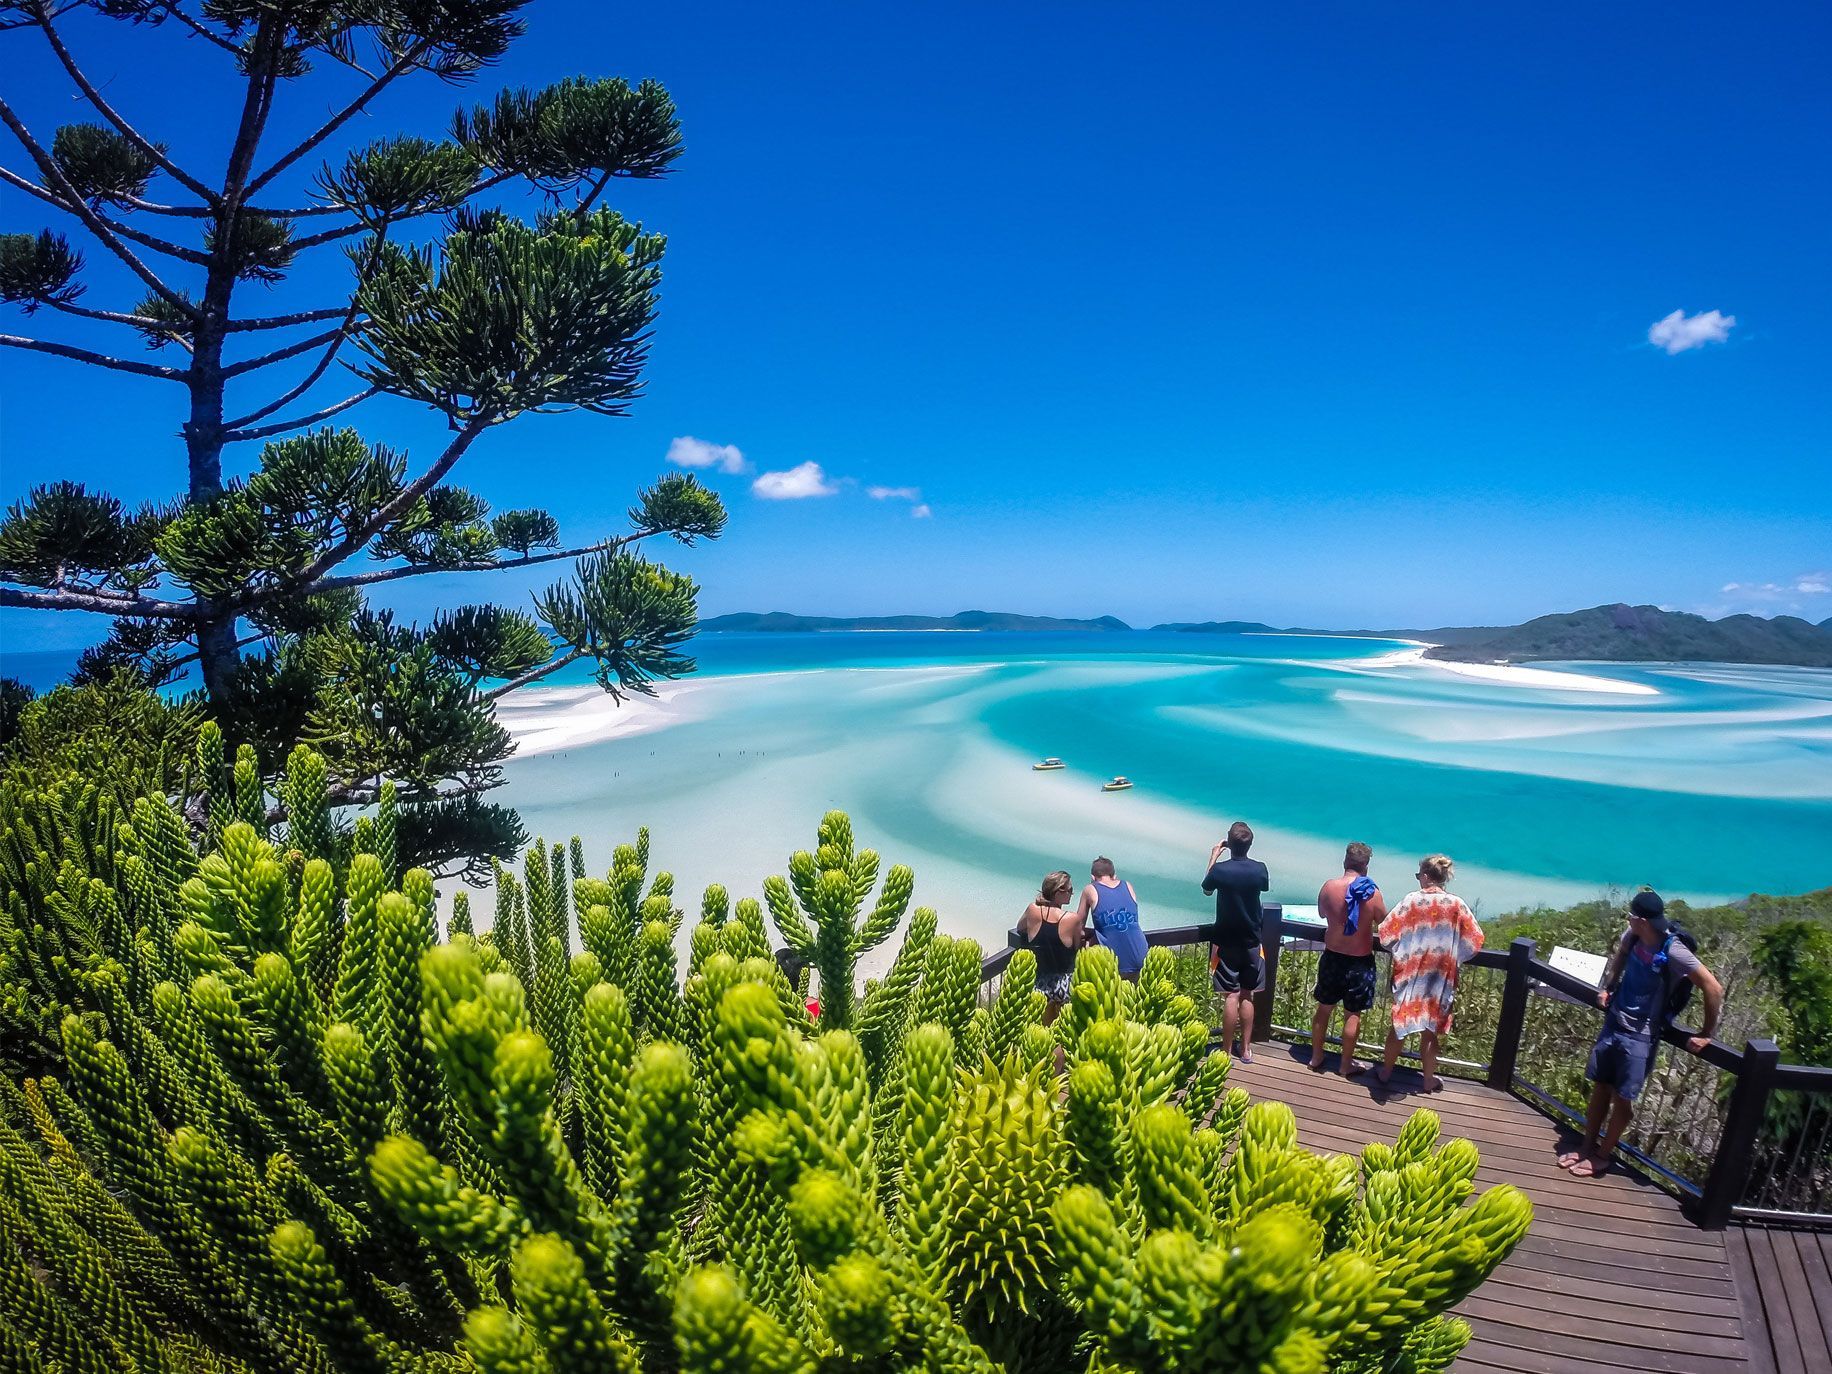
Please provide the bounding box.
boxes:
[1375,1064,1393,1085]
[1424,1076,1445,1093]
[1341,1061,1367,1078]
[1308,1056,1327,1072]
[1556,1147,1588,1169]
[1569,1153,1611,1179]
[1239,1050,1255,1064]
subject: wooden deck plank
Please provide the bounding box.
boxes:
[1726,1227,1781,1374]
[1743,1226,1808,1374]
[1214,1041,1800,1374]
[1793,1230,1832,1363]
[1769,1228,1832,1374]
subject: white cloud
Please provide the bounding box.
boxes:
[910,503,932,519]
[1714,572,1830,615]
[752,461,839,500]
[867,485,922,501]
[1647,308,1736,355]
[666,435,750,474]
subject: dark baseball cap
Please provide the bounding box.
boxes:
[1628,889,1667,929]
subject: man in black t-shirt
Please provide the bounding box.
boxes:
[1201,820,1270,1061]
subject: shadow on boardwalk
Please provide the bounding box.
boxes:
[1229,1044,1778,1374]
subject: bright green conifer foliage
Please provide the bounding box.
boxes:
[0,750,1531,1371]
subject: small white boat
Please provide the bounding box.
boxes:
[1032,757,1065,771]
[1101,776,1133,792]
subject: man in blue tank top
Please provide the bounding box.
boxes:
[1078,856,1148,980]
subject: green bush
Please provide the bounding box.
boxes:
[0,750,1531,1372]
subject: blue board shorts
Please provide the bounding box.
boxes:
[1587,1023,1659,1102]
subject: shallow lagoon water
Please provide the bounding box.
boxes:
[489,632,1832,954]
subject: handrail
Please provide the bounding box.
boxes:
[783,902,1830,1228]
[991,906,1831,1229]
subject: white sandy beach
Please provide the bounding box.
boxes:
[1350,644,1658,696]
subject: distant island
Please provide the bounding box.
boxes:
[695,610,1132,633]
[1415,604,1832,669]
[700,603,1832,668]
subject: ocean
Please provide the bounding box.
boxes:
[483,631,1832,952]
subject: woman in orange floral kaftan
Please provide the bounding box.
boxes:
[1375,854,1484,1092]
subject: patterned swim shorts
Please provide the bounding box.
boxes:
[1313,950,1378,1014]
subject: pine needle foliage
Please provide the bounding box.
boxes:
[0,753,1532,1372]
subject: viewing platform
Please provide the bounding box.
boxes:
[975,908,1832,1373]
[1235,1047,1824,1374]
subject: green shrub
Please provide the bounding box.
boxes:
[0,750,1530,1372]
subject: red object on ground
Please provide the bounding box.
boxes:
[806,999,821,1020]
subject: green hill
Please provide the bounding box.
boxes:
[696,610,1132,632]
[1424,603,1832,668]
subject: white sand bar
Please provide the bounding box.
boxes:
[1422,659,1657,696]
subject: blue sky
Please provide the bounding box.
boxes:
[3,0,1830,654]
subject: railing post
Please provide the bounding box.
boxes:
[1697,1039,1780,1230]
[1487,937,1536,1090]
[1252,902,1282,1043]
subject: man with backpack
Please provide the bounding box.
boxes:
[1561,889,1723,1179]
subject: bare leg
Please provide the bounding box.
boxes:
[1420,1031,1441,1090]
[1573,1095,1632,1178]
[1561,1082,1612,1167]
[1222,993,1241,1058]
[1340,1010,1364,1076]
[1238,994,1255,1062]
[1378,1028,1401,1083]
[1310,1003,1332,1069]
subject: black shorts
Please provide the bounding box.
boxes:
[1314,949,1377,1014]
[1211,943,1264,994]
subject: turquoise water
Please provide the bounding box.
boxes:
[490,633,1832,951]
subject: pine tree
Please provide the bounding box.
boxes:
[0,0,725,873]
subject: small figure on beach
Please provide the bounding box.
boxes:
[1016,869,1083,1022]
[1310,842,1386,1077]
[1376,854,1483,1091]
[1078,857,1147,981]
[1202,821,1270,1062]
[1560,889,1723,1180]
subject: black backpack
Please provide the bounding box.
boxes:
[1660,924,1700,1020]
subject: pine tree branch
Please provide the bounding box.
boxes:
[225,307,350,332]
[37,298,168,331]
[221,327,343,377]
[0,332,186,380]
[290,220,371,252]
[38,298,195,353]
[576,166,617,214]
[263,413,497,594]
[483,647,586,701]
[222,386,378,442]
[0,584,204,618]
[0,164,209,262]
[300,531,654,596]
[243,50,423,199]
[31,5,221,206]
[138,0,240,57]
[0,100,198,317]
[222,231,386,428]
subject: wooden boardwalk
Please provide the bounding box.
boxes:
[1727,1224,1832,1374]
[1231,1044,1771,1374]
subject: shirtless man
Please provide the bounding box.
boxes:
[1309,842,1386,1077]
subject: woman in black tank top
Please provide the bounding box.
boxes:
[1017,870,1082,1021]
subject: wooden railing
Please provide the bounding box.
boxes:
[981,904,1832,1231]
